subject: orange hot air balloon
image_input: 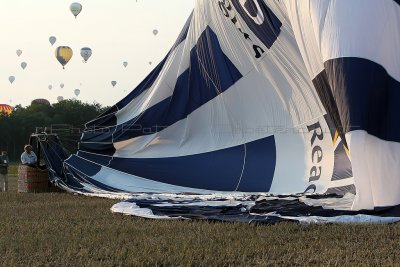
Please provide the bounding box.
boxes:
[0,104,13,115]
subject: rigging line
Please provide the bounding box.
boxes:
[235,143,247,191]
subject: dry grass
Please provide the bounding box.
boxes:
[1,175,400,266]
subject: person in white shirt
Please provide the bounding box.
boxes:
[21,145,37,167]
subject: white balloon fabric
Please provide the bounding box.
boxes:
[21,62,27,70]
[36,0,400,220]
[8,76,15,84]
[49,36,57,46]
[80,47,92,63]
[16,50,22,57]
[70,2,82,18]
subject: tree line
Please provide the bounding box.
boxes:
[0,100,108,162]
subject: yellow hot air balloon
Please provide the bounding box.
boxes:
[55,46,73,69]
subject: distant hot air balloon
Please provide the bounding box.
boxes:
[123,61,128,68]
[70,2,82,18]
[9,76,15,84]
[80,47,92,63]
[16,49,22,57]
[57,96,64,102]
[74,89,80,96]
[55,46,73,69]
[0,104,13,116]
[32,99,50,106]
[49,36,57,46]
[21,62,27,70]
[153,29,158,36]
[60,83,65,88]
[149,61,152,65]
[111,81,117,87]
[48,85,53,90]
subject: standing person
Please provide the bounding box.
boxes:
[21,145,37,167]
[0,151,9,192]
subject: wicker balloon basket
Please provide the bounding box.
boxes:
[18,165,49,193]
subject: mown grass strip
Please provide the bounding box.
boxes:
[0,177,399,266]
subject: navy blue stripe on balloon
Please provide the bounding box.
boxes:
[65,155,124,192]
[230,0,282,49]
[84,12,193,129]
[77,151,112,166]
[322,57,400,143]
[85,109,117,128]
[66,154,102,176]
[331,143,353,181]
[78,141,116,156]
[111,26,243,142]
[236,136,276,192]
[81,26,242,145]
[75,136,276,192]
[394,0,400,5]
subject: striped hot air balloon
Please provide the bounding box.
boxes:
[0,104,13,115]
[55,46,73,69]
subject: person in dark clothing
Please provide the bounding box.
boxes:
[0,151,9,192]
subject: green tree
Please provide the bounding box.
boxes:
[0,100,108,162]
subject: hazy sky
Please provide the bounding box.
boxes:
[0,0,194,107]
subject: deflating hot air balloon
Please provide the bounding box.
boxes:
[20,0,400,224]
[48,85,53,90]
[8,76,15,84]
[111,81,117,87]
[16,49,22,57]
[57,96,64,102]
[49,36,57,46]
[80,47,92,63]
[21,62,27,70]
[123,61,128,68]
[70,2,82,18]
[0,104,13,116]
[74,89,80,97]
[60,83,65,89]
[153,29,158,36]
[55,46,73,69]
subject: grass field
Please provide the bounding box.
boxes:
[1,171,400,266]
